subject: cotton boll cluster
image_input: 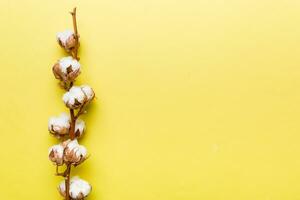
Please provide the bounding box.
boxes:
[58,177,92,199]
[57,30,77,52]
[63,85,95,109]
[48,113,85,138]
[53,56,81,82]
[48,139,88,166]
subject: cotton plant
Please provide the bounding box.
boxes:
[48,8,93,200]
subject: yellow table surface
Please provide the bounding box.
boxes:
[0,0,300,199]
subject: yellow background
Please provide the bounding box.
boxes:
[1,0,300,199]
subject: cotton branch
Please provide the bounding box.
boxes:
[49,7,93,200]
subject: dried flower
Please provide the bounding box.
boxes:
[58,177,92,199]
[63,139,87,165]
[48,113,70,138]
[48,144,64,166]
[52,56,81,83]
[57,30,77,52]
[62,85,95,109]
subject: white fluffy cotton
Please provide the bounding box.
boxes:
[58,180,66,197]
[58,177,92,199]
[48,144,64,165]
[69,177,92,199]
[63,86,86,107]
[75,119,85,137]
[58,56,80,74]
[57,30,74,45]
[66,139,87,158]
[48,144,64,157]
[81,85,94,100]
[48,113,70,134]
[62,85,94,109]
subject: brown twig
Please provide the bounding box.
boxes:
[67,7,80,140]
[65,163,71,200]
[70,7,79,60]
[67,7,80,139]
[75,103,87,119]
[69,108,76,140]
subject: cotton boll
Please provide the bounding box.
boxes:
[48,113,70,138]
[53,56,81,82]
[81,85,95,102]
[64,139,88,166]
[57,30,73,45]
[75,119,85,138]
[58,180,66,197]
[69,177,92,199]
[48,144,64,166]
[63,86,86,109]
[57,30,76,52]
[59,57,80,73]
[63,85,95,109]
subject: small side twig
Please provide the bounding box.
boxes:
[55,165,65,177]
[75,103,87,119]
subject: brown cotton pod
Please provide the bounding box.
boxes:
[64,148,86,166]
[48,113,71,138]
[75,192,85,200]
[48,145,64,166]
[62,85,95,110]
[63,140,87,166]
[56,30,78,52]
[52,63,66,81]
[52,57,81,83]
[64,34,77,52]
[58,186,66,198]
